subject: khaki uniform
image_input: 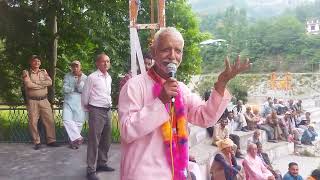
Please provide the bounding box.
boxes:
[22,69,56,144]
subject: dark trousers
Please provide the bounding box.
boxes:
[230,134,240,150]
[87,105,112,173]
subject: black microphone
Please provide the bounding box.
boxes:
[167,63,177,103]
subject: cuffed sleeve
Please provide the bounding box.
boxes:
[181,83,232,128]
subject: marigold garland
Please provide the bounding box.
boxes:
[148,68,188,180]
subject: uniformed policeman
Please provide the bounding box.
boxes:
[22,55,59,150]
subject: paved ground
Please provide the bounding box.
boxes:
[0,143,121,180]
[1,106,320,180]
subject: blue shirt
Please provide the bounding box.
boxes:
[283,172,303,180]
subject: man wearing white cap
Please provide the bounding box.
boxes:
[63,60,87,149]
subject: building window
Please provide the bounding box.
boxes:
[311,25,316,31]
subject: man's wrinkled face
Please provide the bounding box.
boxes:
[30,58,41,69]
[71,64,81,75]
[96,55,110,73]
[289,165,299,177]
[248,144,258,157]
[152,32,184,78]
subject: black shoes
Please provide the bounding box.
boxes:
[87,172,99,180]
[34,143,41,150]
[47,142,60,147]
[96,165,115,172]
[33,142,59,150]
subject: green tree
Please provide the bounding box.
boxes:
[0,0,207,104]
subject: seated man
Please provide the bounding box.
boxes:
[301,124,318,145]
[253,108,265,125]
[212,117,229,145]
[261,98,274,118]
[258,114,277,142]
[283,162,303,180]
[298,112,311,130]
[213,116,243,158]
[244,106,259,130]
[279,111,295,140]
[243,143,275,180]
[256,142,282,180]
[232,100,248,131]
[247,129,261,146]
[210,138,243,180]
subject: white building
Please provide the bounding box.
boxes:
[306,18,320,34]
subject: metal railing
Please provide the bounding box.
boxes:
[0,103,120,143]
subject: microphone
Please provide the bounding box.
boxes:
[167,63,177,79]
[166,63,177,103]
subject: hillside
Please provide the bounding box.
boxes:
[189,0,315,18]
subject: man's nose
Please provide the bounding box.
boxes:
[168,49,176,60]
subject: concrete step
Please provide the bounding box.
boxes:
[189,124,268,150]
[189,125,209,148]
[233,130,267,150]
[263,141,294,163]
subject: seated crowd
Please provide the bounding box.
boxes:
[204,95,320,179]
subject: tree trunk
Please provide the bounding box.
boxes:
[48,12,57,104]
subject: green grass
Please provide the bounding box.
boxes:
[0,108,121,143]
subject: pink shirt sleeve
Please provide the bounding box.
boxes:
[180,83,232,128]
[118,78,169,144]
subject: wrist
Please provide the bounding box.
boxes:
[214,81,227,90]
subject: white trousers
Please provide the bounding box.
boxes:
[63,119,84,142]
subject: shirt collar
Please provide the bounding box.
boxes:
[30,68,40,74]
[97,69,109,77]
[148,67,166,84]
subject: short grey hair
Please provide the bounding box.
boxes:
[153,27,184,48]
[95,52,109,62]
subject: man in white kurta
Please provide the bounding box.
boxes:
[63,60,87,148]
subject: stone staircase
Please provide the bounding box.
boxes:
[188,125,294,180]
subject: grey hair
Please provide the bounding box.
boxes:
[95,52,109,62]
[153,27,184,48]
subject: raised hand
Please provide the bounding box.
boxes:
[214,55,251,95]
[219,55,251,83]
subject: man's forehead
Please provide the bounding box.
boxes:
[159,32,183,42]
[31,58,40,62]
[71,64,80,67]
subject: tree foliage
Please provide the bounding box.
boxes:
[0,0,206,103]
[200,1,320,74]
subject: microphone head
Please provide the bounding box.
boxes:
[167,63,177,78]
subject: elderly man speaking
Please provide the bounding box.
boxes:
[118,27,251,180]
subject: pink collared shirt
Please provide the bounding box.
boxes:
[118,72,231,180]
[81,70,112,109]
[243,154,273,180]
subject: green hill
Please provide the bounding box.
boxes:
[189,0,314,18]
